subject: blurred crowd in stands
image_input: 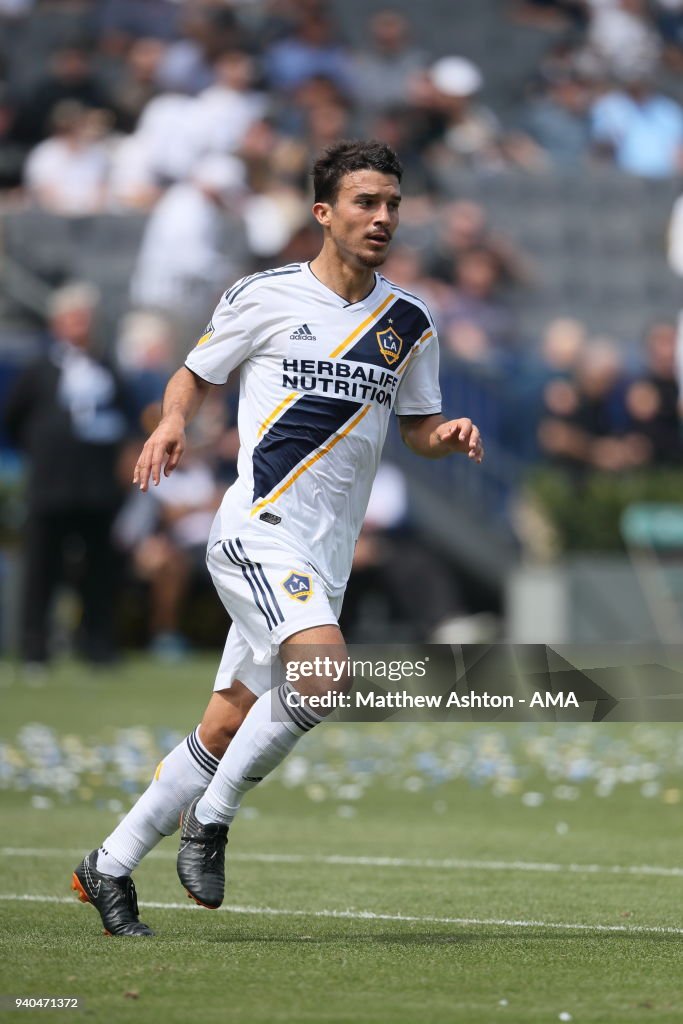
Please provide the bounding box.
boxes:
[1,0,683,202]
[1,0,683,661]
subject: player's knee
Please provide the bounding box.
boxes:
[198,711,244,757]
[281,627,351,698]
[198,688,254,757]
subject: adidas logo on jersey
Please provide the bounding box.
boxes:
[289,323,316,340]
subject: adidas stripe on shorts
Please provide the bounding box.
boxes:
[207,532,343,697]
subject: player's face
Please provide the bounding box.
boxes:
[322,170,401,269]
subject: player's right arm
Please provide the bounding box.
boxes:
[133,366,212,491]
[136,272,267,491]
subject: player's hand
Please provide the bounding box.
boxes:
[432,418,484,463]
[133,416,186,491]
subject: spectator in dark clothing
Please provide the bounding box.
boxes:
[0,84,26,188]
[417,56,501,169]
[14,45,112,146]
[654,0,683,62]
[512,0,589,32]
[107,37,165,133]
[538,339,649,472]
[625,321,683,464]
[3,283,133,666]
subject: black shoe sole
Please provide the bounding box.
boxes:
[184,888,221,910]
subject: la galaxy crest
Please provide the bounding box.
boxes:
[376,325,403,366]
[282,571,312,603]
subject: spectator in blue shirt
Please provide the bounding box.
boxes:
[264,9,352,94]
[591,76,683,177]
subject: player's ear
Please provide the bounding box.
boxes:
[312,201,332,228]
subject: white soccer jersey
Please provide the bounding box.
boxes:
[185,261,442,594]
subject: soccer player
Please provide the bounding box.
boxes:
[72,140,484,935]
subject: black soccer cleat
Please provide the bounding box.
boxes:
[71,850,154,937]
[177,797,228,909]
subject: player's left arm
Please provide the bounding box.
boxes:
[398,414,484,463]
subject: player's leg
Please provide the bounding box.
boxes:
[176,533,345,907]
[178,621,348,908]
[96,680,257,874]
[71,627,258,935]
[71,683,255,936]
[195,623,346,826]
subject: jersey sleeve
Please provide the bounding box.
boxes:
[184,288,262,385]
[394,327,442,417]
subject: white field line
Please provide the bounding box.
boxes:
[2,847,683,879]
[0,893,681,936]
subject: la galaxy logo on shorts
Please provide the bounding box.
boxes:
[376,325,403,366]
[282,571,312,603]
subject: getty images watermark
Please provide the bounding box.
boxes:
[270,644,683,722]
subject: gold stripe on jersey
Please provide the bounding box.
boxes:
[257,391,299,439]
[250,404,372,517]
[254,293,397,441]
[396,329,434,377]
[328,293,395,358]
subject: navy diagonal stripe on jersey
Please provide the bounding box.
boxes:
[341,297,430,371]
[252,394,363,503]
[223,541,276,630]
[234,537,284,625]
[226,266,302,306]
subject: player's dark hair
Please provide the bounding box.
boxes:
[312,140,403,204]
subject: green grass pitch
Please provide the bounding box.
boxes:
[0,656,681,1023]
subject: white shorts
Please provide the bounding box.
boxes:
[207,532,343,697]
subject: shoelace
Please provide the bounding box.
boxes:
[200,831,227,872]
[123,877,140,917]
[183,825,228,871]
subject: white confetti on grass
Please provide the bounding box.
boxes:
[1,722,683,808]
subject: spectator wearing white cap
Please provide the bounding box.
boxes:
[419,56,502,170]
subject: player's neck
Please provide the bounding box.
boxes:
[309,250,377,305]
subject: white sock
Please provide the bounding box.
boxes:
[97,726,219,875]
[195,682,322,827]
